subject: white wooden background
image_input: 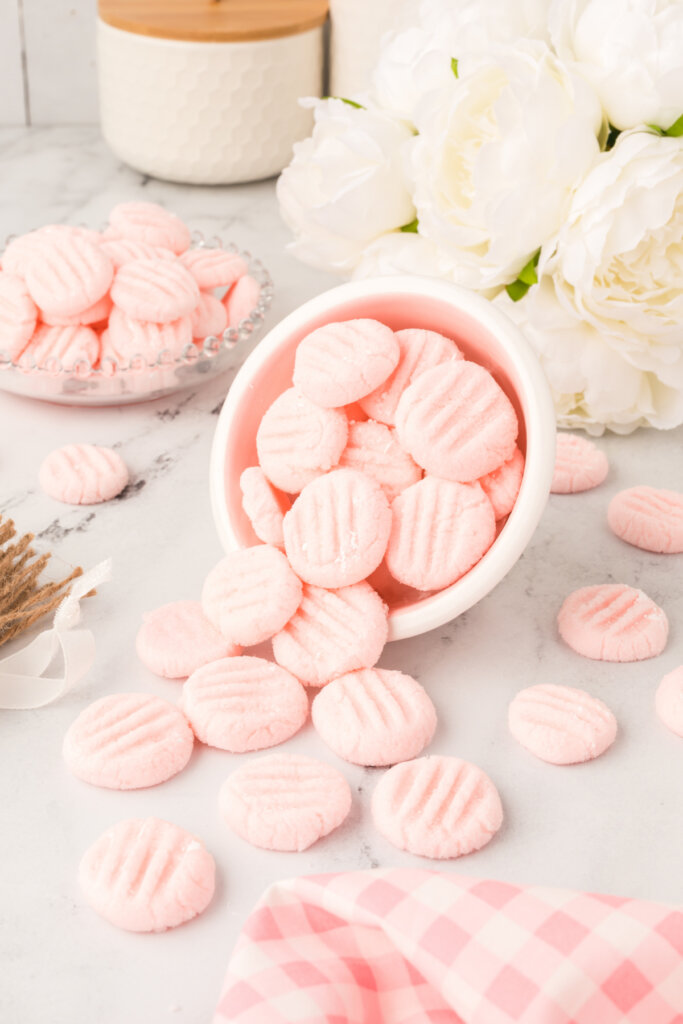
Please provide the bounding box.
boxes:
[1,0,98,124]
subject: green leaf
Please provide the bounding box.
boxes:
[505,279,531,302]
[646,123,664,135]
[664,113,683,137]
[517,249,540,286]
[399,218,419,234]
[322,96,365,109]
[451,57,459,78]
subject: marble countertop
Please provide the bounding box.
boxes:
[1,126,681,1024]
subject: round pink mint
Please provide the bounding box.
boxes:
[191,292,227,340]
[64,693,194,790]
[100,238,175,269]
[372,756,503,860]
[338,419,421,502]
[552,434,609,494]
[558,584,668,662]
[272,581,388,687]
[293,319,399,408]
[219,753,352,851]
[655,666,683,738]
[608,486,683,554]
[359,327,463,425]
[202,544,302,646]
[39,444,129,504]
[25,236,113,318]
[0,271,38,359]
[256,387,348,494]
[106,308,192,364]
[79,818,215,932]
[239,466,289,547]
[181,656,308,752]
[21,323,99,370]
[136,600,240,679]
[180,247,247,290]
[40,292,112,328]
[223,274,261,326]
[283,468,392,588]
[386,476,495,591]
[108,201,191,254]
[312,668,437,766]
[395,360,518,482]
[478,446,525,520]
[111,258,199,324]
[509,683,617,765]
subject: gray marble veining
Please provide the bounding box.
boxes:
[0,127,681,1024]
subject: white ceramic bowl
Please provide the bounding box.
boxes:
[210,276,556,641]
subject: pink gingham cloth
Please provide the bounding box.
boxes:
[214,870,683,1023]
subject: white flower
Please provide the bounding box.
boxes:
[352,230,460,281]
[499,130,683,432]
[408,42,603,290]
[371,0,552,125]
[550,0,683,131]
[276,99,415,274]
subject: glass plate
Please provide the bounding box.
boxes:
[0,232,273,406]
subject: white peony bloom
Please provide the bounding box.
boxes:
[371,0,552,125]
[499,130,683,433]
[408,42,604,290]
[352,230,461,281]
[276,99,416,274]
[550,0,683,131]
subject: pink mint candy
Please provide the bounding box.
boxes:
[551,434,609,493]
[100,237,176,269]
[180,247,247,290]
[386,476,496,591]
[0,272,38,360]
[21,323,99,371]
[219,753,352,852]
[283,468,392,588]
[558,584,668,662]
[608,486,683,554]
[272,581,388,687]
[656,666,683,738]
[338,419,421,502]
[202,544,302,646]
[63,693,194,790]
[256,387,348,494]
[239,467,289,547]
[508,683,617,765]
[108,201,191,254]
[191,292,227,340]
[478,446,525,520]
[136,600,240,679]
[359,327,463,425]
[40,292,112,328]
[372,755,503,860]
[181,655,308,753]
[39,444,129,504]
[395,360,518,482]
[79,818,215,932]
[293,319,399,408]
[312,668,437,766]
[106,308,192,364]
[25,235,113,318]
[223,274,261,327]
[111,258,199,324]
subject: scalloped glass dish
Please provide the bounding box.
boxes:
[0,234,273,406]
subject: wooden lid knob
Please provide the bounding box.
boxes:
[98,0,329,43]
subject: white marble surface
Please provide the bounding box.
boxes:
[0,127,681,1024]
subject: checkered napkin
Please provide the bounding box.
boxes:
[214,870,682,1023]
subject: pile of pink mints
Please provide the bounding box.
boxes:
[0,201,260,372]
[54,322,683,934]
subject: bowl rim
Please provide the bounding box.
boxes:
[210,275,556,641]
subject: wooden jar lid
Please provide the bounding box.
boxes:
[98,0,329,43]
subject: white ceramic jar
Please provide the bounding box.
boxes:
[97,1,328,185]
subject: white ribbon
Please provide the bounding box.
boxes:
[0,558,112,710]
